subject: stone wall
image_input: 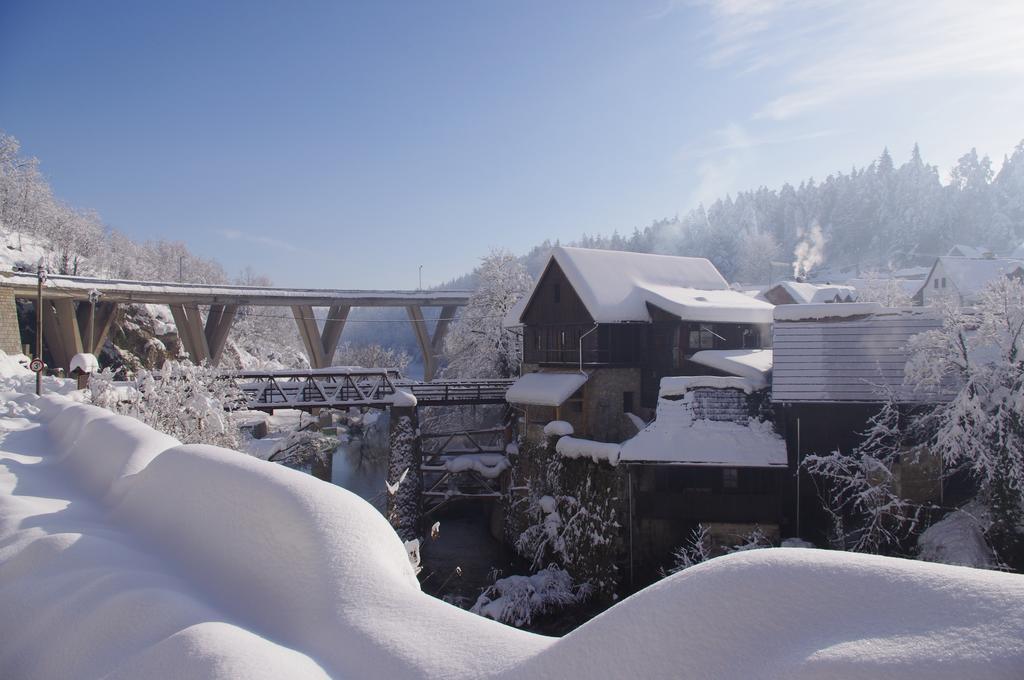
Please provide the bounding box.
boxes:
[0,286,24,355]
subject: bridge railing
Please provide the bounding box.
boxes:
[227,370,514,411]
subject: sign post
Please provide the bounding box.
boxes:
[35,261,46,396]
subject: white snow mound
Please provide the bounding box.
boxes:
[1,388,1023,679]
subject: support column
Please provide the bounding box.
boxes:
[52,299,84,365]
[169,304,210,364]
[406,306,435,381]
[292,304,348,369]
[387,405,422,542]
[292,304,326,368]
[406,305,458,382]
[40,301,69,371]
[320,303,350,364]
[75,301,118,355]
[204,304,238,365]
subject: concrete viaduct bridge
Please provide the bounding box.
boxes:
[0,272,470,380]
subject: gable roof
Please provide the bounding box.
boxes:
[921,256,1024,301]
[513,246,773,324]
[768,281,857,304]
[947,244,993,258]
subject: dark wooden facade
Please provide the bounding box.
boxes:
[520,260,771,409]
[628,464,786,579]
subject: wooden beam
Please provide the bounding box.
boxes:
[406,305,437,381]
[292,304,326,369]
[205,304,237,365]
[320,303,349,365]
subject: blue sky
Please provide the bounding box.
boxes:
[1,1,1022,288]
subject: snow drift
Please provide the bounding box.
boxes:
[1,383,1023,678]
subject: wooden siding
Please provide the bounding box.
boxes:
[521,259,593,326]
[772,315,957,403]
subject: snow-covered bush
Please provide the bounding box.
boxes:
[665,524,774,574]
[88,361,245,449]
[471,566,590,628]
[267,428,337,474]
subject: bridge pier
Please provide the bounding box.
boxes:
[387,405,422,542]
[169,303,237,365]
[38,299,118,371]
[291,303,349,369]
[406,304,457,381]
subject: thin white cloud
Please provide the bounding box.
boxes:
[695,0,1024,120]
[217,229,311,254]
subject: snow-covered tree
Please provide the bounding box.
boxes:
[335,342,411,374]
[908,277,1024,564]
[443,249,531,379]
[803,398,923,553]
[88,361,245,449]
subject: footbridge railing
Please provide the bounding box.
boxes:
[230,369,514,411]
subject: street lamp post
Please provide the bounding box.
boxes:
[88,288,101,354]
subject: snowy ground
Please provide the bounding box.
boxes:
[0,358,1022,677]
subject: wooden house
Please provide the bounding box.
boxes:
[504,247,774,442]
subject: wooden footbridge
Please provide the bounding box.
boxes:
[232,368,514,412]
[1,272,470,379]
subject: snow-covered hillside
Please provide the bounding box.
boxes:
[0,357,1022,679]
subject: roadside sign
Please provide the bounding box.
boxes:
[29,358,44,373]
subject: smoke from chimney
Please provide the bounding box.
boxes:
[793,223,825,279]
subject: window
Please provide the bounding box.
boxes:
[688,324,715,350]
[554,283,561,303]
[941,277,947,288]
[742,327,760,349]
[623,391,634,414]
[533,331,540,351]
[722,468,738,490]
[934,279,939,289]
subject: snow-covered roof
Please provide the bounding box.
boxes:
[769,281,857,304]
[620,395,787,467]
[505,371,588,406]
[556,436,621,466]
[930,256,1024,299]
[515,247,774,324]
[947,244,993,258]
[69,352,99,375]
[689,349,772,389]
[660,375,759,397]
[774,301,883,321]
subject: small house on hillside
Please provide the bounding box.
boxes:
[947,244,994,259]
[914,256,1024,306]
[504,247,774,442]
[763,281,856,306]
